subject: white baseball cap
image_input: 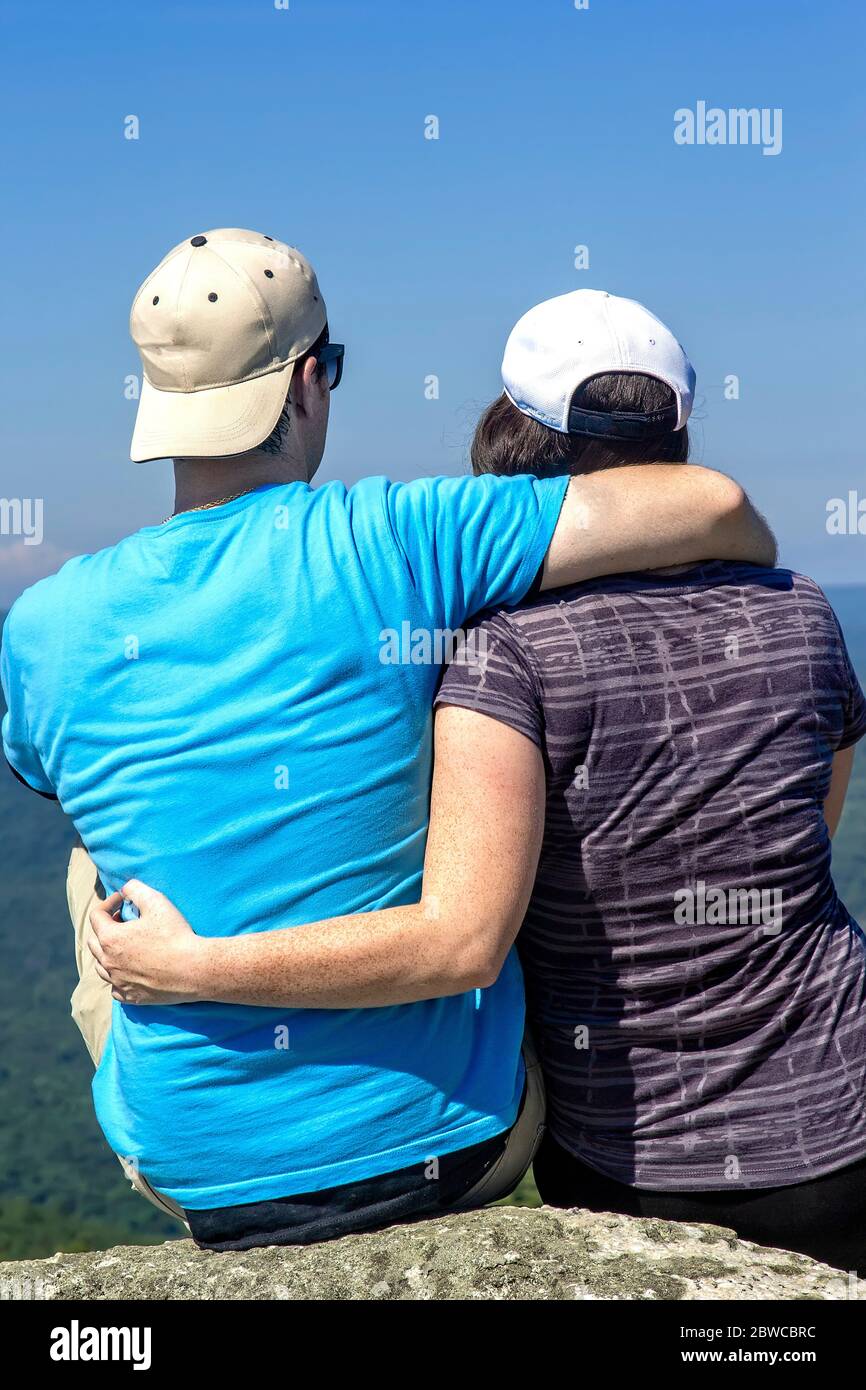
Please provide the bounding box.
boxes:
[501,289,695,440]
[129,228,327,463]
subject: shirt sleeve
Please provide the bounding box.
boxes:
[434,611,544,750]
[368,473,569,632]
[836,627,866,751]
[1,609,55,797]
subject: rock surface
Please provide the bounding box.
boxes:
[0,1206,854,1301]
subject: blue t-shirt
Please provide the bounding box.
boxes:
[1,473,568,1208]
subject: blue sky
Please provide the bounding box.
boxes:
[1,0,864,603]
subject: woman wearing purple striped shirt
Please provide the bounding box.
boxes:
[92,291,866,1272]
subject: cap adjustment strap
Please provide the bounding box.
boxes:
[566,401,679,441]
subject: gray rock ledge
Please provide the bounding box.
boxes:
[0,1205,853,1301]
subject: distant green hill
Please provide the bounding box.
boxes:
[1,587,865,1258]
[0,685,178,1257]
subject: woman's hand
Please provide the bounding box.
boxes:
[87,880,212,1006]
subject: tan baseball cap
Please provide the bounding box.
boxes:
[129,228,327,463]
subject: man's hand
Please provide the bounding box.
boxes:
[87,881,210,1006]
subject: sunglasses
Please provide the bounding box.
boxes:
[316,342,345,392]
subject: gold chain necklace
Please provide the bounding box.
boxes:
[162,489,258,525]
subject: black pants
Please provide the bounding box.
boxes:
[534,1131,866,1275]
[184,1075,539,1252]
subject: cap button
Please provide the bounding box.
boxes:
[190,235,207,247]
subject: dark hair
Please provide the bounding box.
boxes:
[470,373,689,478]
[260,323,330,456]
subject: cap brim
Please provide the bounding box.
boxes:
[130,362,295,463]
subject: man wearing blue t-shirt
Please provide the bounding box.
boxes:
[1,228,775,1248]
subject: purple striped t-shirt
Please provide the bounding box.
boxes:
[436,563,866,1191]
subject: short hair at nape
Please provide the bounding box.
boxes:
[260,324,330,456]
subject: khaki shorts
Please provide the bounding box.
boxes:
[67,844,545,1226]
[451,1028,546,1210]
[67,844,188,1226]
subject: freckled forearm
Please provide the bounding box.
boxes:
[543,467,776,587]
[192,905,489,1008]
